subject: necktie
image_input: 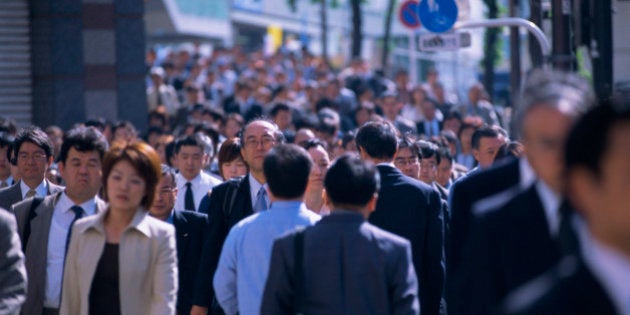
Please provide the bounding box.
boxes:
[557,200,579,257]
[254,186,268,212]
[66,206,84,256]
[184,182,195,211]
[25,189,36,198]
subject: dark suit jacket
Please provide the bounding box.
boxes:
[369,165,445,315]
[0,179,63,211]
[498,256,618,315]
[194,174,254,308]
[455,185,566,315]
[0,208,26,315]
[448,158,521,276]
[12,192,106,315]
[261,212,420,315]
[172,210,210,315]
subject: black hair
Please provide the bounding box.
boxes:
[165,141,176,167]
[437,147,454,164]
[397,136,421,159]
[270,103,291,118]
[417,140,441,165]
[263,144,312,199]
[565,99,630,178]
[0,132,14,149]
[355,121,398,159]
[174,132,213,156]
[301,138,328,151]
[11,127,53,165]
[59,127,109,164]
[493,141,524,163]
[85,118,107,132]
[471,125,506,150]
[0,117,17,134]
[324,154,380,207]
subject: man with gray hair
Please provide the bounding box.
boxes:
[449,70,596,314]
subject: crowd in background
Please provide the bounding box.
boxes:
[1,45,630,315]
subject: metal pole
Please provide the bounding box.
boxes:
[551,0,573,70]
[409,31,418,84]
[592,0,613,100]
[529,0,543,67]
[509,0,521,106]
[454,18,552,66]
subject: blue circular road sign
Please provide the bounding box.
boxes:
[398,0,422,29]
[418,0,458,33]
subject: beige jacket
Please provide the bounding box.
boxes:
[60,208,178,315]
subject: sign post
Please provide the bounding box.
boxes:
[398,0,422,83]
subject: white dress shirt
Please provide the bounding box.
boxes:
[579,221,630,315]
[175,172,222,212]
[20,179,48,199]
[44,192,97,308]
[535,180,562,237]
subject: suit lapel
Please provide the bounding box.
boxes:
[239,174,253,215]
[173,211,189,263]
[26,193,61,301]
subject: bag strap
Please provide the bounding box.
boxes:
[293,229,305,315]
[22,196,44,251]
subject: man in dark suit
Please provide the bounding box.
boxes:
[149,165,209,315]
[0,127,63,211]
[261,154,420,315]
[356,121,445,315]
[499,98,630,315]
[0,132,15,188]
[192,119,283,315]
[12,127,108,315]
[0,208,27,315]
[453,70,595,315]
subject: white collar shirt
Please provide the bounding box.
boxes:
[248,174,268,211]
[535,180,562,237]
[20,179,47,199]
[175,171,222,212]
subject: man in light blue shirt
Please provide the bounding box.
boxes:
[213,144,321,315]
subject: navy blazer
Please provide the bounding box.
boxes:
[455,185,565,315]
[261,212,420,315]
[194,175,254,308]
[498,257,618,315]
[448,158,521,275]
[172,210,209,315]
[369,165,445,315]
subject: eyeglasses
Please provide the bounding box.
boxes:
[17,152,47,162]
[158,188,177,195]
[394,157,419,167]
[244,137,275,149]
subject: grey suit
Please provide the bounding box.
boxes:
[0,180,63,211]
[261,211,420,315]
[0,209,27,315]
[12,192,106,315]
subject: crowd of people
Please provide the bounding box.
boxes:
[0,45,629,315]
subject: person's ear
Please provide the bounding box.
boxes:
[366,193,379,213]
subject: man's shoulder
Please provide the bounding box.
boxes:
[500,256,609,315]
[363,222,412,248]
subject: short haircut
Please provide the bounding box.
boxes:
[174,132,213,155]
[417,140,441,164]
[471,125,507,150]
[242,118,285,144]
[0,132,14,149]
[102,142,161,209]
[270,103,291,118]
[263,144,312,199]
[494,141,525,163]
[355,121,398,159]
[516,69,595,133]
[300,138,328,151]
[85,118,106,132]
[59,127,109,164]
[113,121,137,137]
[565,98,630,178]
[11,127,53,165]
[160,164,177,186]
[324,154,380,207]
[397,136,421,159]
[217,137,246,178]
[437,147,454,164]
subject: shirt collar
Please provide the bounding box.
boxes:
[178,172,202,188]
[57,191,98,216]
[580,223,630,315]
[20,179,47,199]
[248,173,265,195]
[535,180,562,236]
[80,208,152,237]
[269,200,305,212]
[519,157,536,189]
